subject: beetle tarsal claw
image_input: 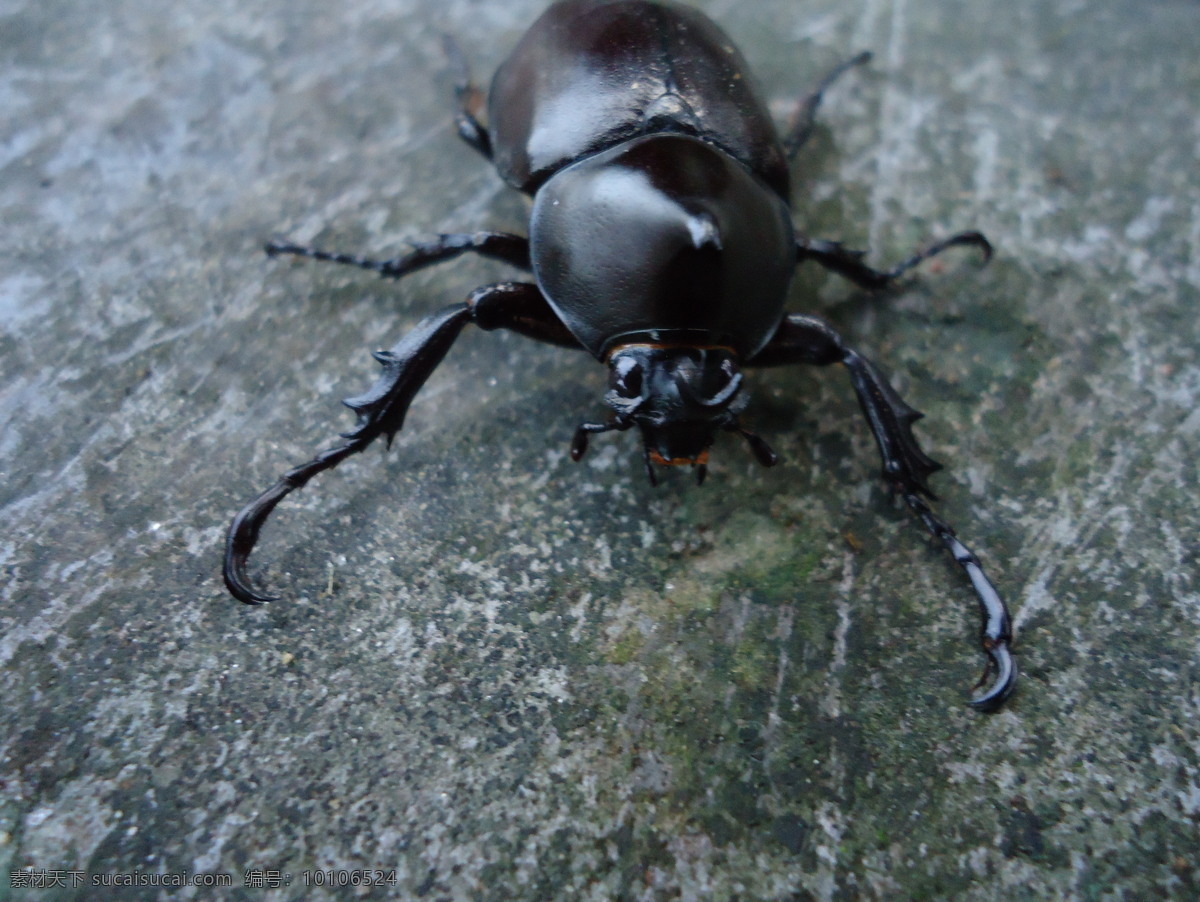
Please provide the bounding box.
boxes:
[224,562,278,606]
[224,501,282,605]
[968,641,1017,712]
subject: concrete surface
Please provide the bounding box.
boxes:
[2,0,1198,898]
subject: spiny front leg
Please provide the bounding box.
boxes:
[836,341,1013,711]
[224,302,474,604]
[224,281,578,604]
[749,314,1016,710]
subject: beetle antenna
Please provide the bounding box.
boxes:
[727,422,779,467]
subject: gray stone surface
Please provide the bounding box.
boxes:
[2,0,1198,898]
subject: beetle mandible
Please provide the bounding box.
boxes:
[224,0,1016,711]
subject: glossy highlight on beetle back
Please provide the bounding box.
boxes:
[487,0,791,196]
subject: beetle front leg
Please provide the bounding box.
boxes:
[224,281,579,604]
[796,232,992,291]
[749,314,1016,711]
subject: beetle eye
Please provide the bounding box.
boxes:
[613,361,644,398]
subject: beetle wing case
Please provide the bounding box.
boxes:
[530,134,795,359]
[487,0,790,197]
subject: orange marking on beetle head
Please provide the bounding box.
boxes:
[648,449,710,467]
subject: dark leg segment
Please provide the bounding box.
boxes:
[796,232,992,291]
[224,281,579,604]
[725,423,780,469]
[570,420,633,462]
[898,489,1015,712]
[442,34,492,159]
[749,314,1016,711]
[784,51,873,159]
[266,231,530,280]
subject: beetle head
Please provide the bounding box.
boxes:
[571,344,777,484]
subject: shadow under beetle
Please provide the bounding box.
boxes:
[225,0,1016,711]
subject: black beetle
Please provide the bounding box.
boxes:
[225,0,1016,711]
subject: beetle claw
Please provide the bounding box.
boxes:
[223,562,278,606]
[224,502,281,605]
[968,641,1017,712]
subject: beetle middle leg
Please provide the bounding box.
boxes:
[796,231,992,291]
[223,280,579,605]
[265,231,529,280]
[749,314,1016,711]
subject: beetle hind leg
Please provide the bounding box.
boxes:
[442,34,492,159]
[783,51,872,159]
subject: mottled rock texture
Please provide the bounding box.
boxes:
[2,0,1197,898]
